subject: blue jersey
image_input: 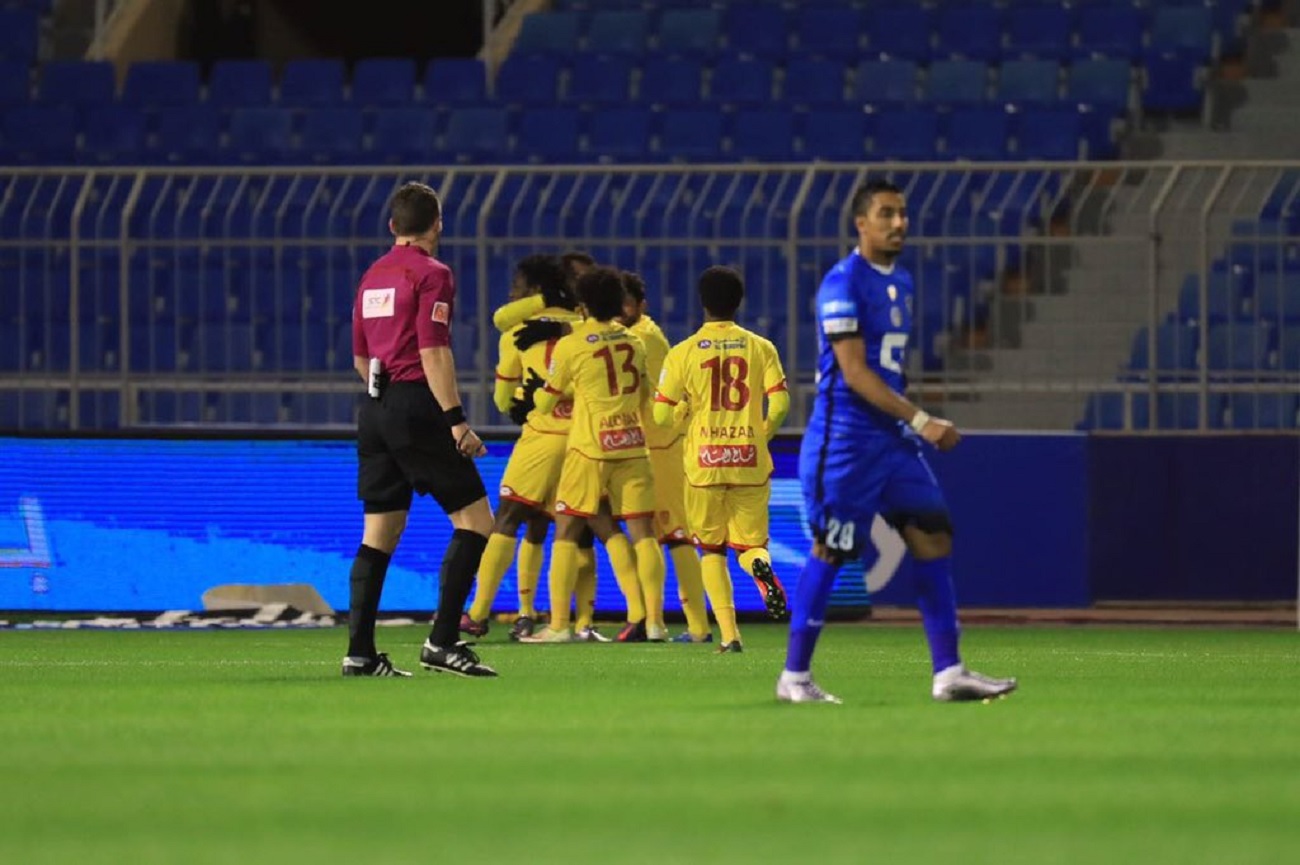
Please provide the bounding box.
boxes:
[809,249,915,439]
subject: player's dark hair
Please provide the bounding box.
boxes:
[698,266,745,319]
[515,254,573,309]
[389,182,442,236]
[620,270,646,305]
[561,250,596,276]
[576,266,627,322]
[851,179,904,217]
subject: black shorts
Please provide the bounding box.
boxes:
[356,382,487,515]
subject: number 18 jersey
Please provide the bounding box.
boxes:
[656,321,787,488]
[811,250,915,439]
[544,318,648,461]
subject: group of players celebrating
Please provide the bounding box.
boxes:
[464,251,791,653]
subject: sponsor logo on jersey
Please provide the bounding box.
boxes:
[890,306,903,328]
[821,300,856,315]
[361,287,395,318]
[697,339,712,349]
[552,400,573,419]
[586,334,600,343]
[887,284,897,302]
[698,444,758,467]
[555,501,569,512]
[431,301,450,324]
[598,426,646,452]
[500,485,514,497]
[668,527,688,541]
[822,316,859,335]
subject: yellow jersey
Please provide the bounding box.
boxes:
[543,318,649,461]
[629,315,679,449]
[495,306,582,435]
[655,320,787,487]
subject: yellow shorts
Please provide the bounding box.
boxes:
[499,426,567,512]
[648,439,689,544]
[685,483,770,552]
[554,451,655,520]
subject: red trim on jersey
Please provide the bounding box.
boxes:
[765,380,788,395]
[616,510,656,520]
[692,537,727,554]
[496,372,520,382]
[501,492,546,509]
[543,383,564,396]
[653,393,679,405]
[728,540,770,552]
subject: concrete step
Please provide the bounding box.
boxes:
[947,346,1129,380]
[1227,108,1300,134]
[938,393,1091,432]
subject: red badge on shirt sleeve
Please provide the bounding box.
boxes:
[432,301,450,324]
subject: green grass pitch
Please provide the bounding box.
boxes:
[1,624,1297,865]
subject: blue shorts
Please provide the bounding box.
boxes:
[798,431,950,559]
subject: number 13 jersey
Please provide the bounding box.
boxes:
[811,249,916,439]
[656,321,787,488]
[544,318,648,461]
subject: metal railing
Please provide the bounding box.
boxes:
[2,161,1298,432]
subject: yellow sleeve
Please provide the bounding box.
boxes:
[652,344,687,426]
[493,330,522,413]
[762,341,790,438]
[534,335,573,414]
[492,294,545,332]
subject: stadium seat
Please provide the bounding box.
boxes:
[1142,55,1203,114]
[1005,5,1072,61]
[725,4,787,58]
[1229,392,1299,430]
[227,107,294,164]
[207,59,273,107]
[0,59,28,106]
[515,106,580,162]
[495,54,562,105]
[660,108,723,161]
[586,11,649,55]
[1079,392,1144,430]
[123,61,201,107]
[1074,5,1145,60]
[1255,272,1300,324]
[149,105,224,164]
[1,106,75,164]
[1015,107,1083,160]
[638,56,703,106]
[0,8,39,64]
[38,60,115,107]
[365,107,439,164]
[350,57,416,106]
[997,60,1060,108]
[1067,58,1132,115]
[795,5,863,60]
[854,59,917,108]
[296,107,363,164]
[935,4,1004,63]
[924,60,988,107]
[729,108,796,162]
[945,108,1010,161]
[1148,7,1215,61]
[801,108,871,161]
[514,11,581,56]
[781,57,844,106]
[709,57,774,105]
[1206,322,1273,371]
[1281,326,1300,371]
[656,8,721,57]
[441,107,509,162]
[279,58,345,106]
[80,104,147,165]
[873,108,939,161]
[1157,393,1223,430]
[1178,272,1250,323]
[424,58,487,105]
[863,5,934,62]
[1127,321,1198,372]
[564,54,632,105]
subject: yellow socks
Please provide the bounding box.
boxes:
[669,544,709,638]
[605,533,645,623]
[701,553,739,644]
[516,539,544,619]
[574,546,597,631]
[737,546,771,580]
[467,533,515,622]
[545,540,579,632]
[634,537,667,631]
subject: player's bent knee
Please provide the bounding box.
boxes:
[492,499,530,534]
[811,541,845,566]
[901,525,953,560]
[450,496,493,538]
[362,509,408,553]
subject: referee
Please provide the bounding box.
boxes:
[342,181,497,678]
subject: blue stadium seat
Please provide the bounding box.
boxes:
[1075,5,1145,60]
[441,107,509,162]
[1255,272,1300,324]
[38,60,115,107]
[1229,392,1299,430]
[781,57,844,106]
[802,108,871,161]
[1282,326,1300,371]
[638,55,703,105]
[564,54,632,105]
[863,5,934,62]
[297,107,363,164]
[514,11,581,56]
[0,8,38,64]
[729,108,796,161]
[515,106,580,162]
[1149,7,1214,61]
[924,60,988,107]
[709,57,774,105]
[725,4,787,58]
[1079,392,1139,430]
[227,107,294,164]
[854,59,917,108]
[1015,107,1082,160]
[1127,321,1198,372]
[149,105,224,163]
[656,8,721,57]
[0,389,69,430]
[945,107,1010,161]
[224,393,285,425]
[0,59,28,106]
[123,61,201,107]
[279,58,345,106]
[1,106,75,163]
[795,5,863,60]
[77,390,121,429]
[873,109,939,161]
[80,104,147,165]
[1178,272,1250,324]
[194,324,256,373]
[660,109,723,161]
[1005,5,1072,61]
[350,58,416,106]
[1142,55,1203,114]
[997,60,1059,107]
[1207,322,1272,371]
[207,59,272,107]
[365,107,439,164]
[586,11,649,55]
[1067,59,1131,115]
[935,3,1004,63]
[1159,393,1223,430]
[495,54,562,105]
[424,58,487,105]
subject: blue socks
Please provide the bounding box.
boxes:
[783,554,841,674]
[912,556,961,673]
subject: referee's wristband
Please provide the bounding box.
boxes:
[444,406,467,427]
[909,410,931,433]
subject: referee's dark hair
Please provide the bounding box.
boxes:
[851,178,904,217]
[576,266,627,322]
[516,254,572,308]
[698,266,745,319]
[620,270,646,305]
[389,182,442,236]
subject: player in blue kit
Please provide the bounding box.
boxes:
[778,179,1018,705]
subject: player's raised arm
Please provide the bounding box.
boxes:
[493,294,546,332]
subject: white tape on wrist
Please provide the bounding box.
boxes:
[909,410,931,433]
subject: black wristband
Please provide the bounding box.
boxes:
[444,406,467,427]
